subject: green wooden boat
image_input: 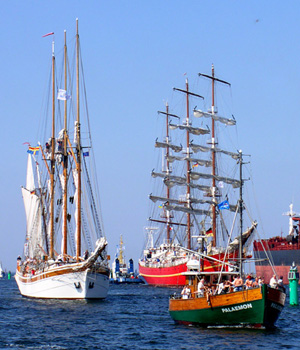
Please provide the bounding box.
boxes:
[169,278,286,329]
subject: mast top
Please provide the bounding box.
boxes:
[198,68,231,86]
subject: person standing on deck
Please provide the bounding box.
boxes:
[197,278,205,297]
[269,274,277,288]
[232,275,243,291]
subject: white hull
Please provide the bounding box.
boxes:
[15,267,109,299]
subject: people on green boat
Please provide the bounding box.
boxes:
[269,274,277,288]
[232,275,243,291]
[197,278,205,297]
[181,284,191,299]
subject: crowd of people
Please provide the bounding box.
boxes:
[181,273,285,299]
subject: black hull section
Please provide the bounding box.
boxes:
[254,248,300,266]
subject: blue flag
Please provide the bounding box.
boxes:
[218,200,230,210]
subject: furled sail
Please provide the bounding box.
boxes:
[163,176,211,192]
[190,142,240,160]
[169,123,210,135]
[165,204,211,217]
[227,221,257,253]
[151,171,166,179]
[73,168,79,248]
[193,109,236,126]
[166,155,211,167]
[149,194,186,205]
[155,140,182,153]
[189,171,241,188]
[21,155,43,258]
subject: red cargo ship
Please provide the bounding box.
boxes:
[253,204,300,284]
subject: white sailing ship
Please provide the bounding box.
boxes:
[15,20,110,299]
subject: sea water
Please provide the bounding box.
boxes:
[0,279,299,350]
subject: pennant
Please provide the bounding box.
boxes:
[218,200,230,210]
[27,146,39,156]
[57,89,71,101]
[42,32,54,38]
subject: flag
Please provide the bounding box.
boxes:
[42,32,54,38]
[83,151,89,157]
[27,146,39,156]
[57,89,71,101]
[192,163,199,168]
[218,181,224,188]
[205,228,213,237]
[158,204,163,208]
[218,200,230,210]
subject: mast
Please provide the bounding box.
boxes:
[63,30,68,259]
[198,65,230,247]
[211,66,216,247]
[238,150,243,276]
[165,103,171,244]
[76,18,82,261]
[185,79,191,250]
[50,39,55,260]
[118,235,124,264]
[173,81,204,249]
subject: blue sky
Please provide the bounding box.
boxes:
[1,1,300,271]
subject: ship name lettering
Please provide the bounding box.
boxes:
[221,303,253,313]
[270,303,282,311]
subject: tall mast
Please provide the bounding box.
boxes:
[50,39,55,260]
[63,30,68,259]
[211,65,216,247]
[185,79,191,249]
[173,81,204,249]
[238,150,243,276]
[165,102,171,244]
[199,65,230,247]
[76,18,82,261]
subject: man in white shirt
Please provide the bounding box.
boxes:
[197,278,205,297]
[269,274,277,288]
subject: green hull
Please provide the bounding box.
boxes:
[169,285,285,329]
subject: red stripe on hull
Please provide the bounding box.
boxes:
[255,265,300,284]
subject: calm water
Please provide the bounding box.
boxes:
[0,279,299,350]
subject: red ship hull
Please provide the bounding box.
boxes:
[253,237,300,284]
[138,262,187,286]
[139,252,236,287]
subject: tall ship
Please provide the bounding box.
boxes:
[15,20,110,299]
[253,204,300,284]
[139,66,256,286]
